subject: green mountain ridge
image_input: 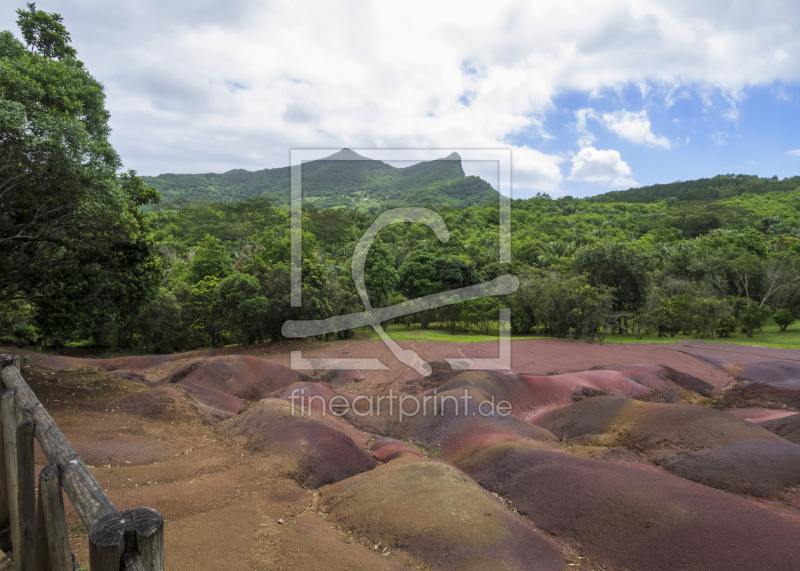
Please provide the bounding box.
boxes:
[588,174,800,203]
[143,149,500,211]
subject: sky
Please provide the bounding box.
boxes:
[3,0,800,198]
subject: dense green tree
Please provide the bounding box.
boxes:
[774,308,796,332]
[187,235,232,285]
[574,242,651,313]
[739,302,772,338]
[216,273,269,344]
[363,238,398,307]
[1,9,160,344]
[136,289,187,353]
[187,276,224,347]
[398,251,440,328]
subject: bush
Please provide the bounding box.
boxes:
[739,303,772,338]
[773,308,796,332]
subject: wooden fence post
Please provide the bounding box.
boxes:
[2,392,20,568]
[33,465,71,571]
[15,419,35,571]
[0,389,8,551]
[0,366,116,529]
[0,356,165,569]
[89,508,164,571]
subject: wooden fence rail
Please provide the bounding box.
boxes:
[0,354,164,571]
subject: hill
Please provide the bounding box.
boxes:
[142,149,500,210]
[588,174,800,203]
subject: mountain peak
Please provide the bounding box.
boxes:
[443,152,461,161]
[323,148,371,161]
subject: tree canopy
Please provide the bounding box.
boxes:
[0,6,160,345]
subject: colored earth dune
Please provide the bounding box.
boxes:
[20,339,800,569]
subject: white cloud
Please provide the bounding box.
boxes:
[575,108,670,150]
[3,0,800,196]
[568,147,637,188]
[788,149,800,157]
[574,108,597,147]
[600,110,672,149]
[711,131,729,146]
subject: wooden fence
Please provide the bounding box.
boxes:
[0,354,164,570]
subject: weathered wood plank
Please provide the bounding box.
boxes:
[2,392,20,569]
[16,419,35,571]
[34,465,72,571]
[0,364,116,528]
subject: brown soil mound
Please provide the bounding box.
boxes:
[716,381,800,411]
[318,457,566,570]
[316,367,366,388]
[108,369,156,385]
[268,381,338,406]
[534,396,800,499]
[161,355,309,415]
[220,399,376,488]
[535,396,785,451]
[115,385,202,423]
[91,354,176,372]
[760,412,800,445]
[459,439,800,571]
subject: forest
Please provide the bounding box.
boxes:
[3,5,800,352]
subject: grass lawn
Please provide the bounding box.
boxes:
[372,321,800,349]
[603,322,800,349]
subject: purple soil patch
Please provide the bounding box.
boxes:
[534,396,800,499]
[319,457,565,571]
[343,386,558,453]
[519,370,652,418]
[370,438,424,462]
[436,371,549,416]
[458,439,800,571]
[658,440,800,497]
[598,363,715,398]
[159,356,308,415]
[740,361,800,389]
[221,399,376,488]
[760,413,800,445]
[436,368,684,420]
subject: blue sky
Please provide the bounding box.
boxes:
[3,0,800,198]
[531,83,800,196]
